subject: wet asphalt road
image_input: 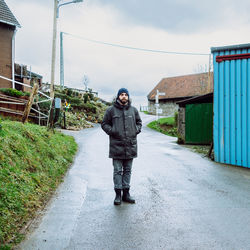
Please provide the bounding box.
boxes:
[19,113,250,250]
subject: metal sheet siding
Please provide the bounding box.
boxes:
[248,48,250,167]
[213,46,250,168]
[185,103,213,144]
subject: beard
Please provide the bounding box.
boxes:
[119,97,128,104]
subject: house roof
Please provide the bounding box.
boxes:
[0,0,20,27]
[27,71,43,79]
[147,72,213,101]
[176,92,213,107]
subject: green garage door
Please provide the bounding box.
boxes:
[185,103,213,144]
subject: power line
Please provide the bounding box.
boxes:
[62,32,210,56]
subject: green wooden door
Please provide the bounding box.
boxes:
[185,103,213,144]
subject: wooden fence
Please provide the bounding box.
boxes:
[0,75,52,125]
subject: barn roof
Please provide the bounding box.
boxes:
[147,72,213,101]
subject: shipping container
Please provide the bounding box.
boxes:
[211,43,250,168]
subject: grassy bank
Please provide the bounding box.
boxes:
[54,89,109,130]
[147,117,177,137]
[0,119,78,249]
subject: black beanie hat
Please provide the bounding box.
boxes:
[117,88,129,98]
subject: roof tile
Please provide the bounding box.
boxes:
[0,0,20,27]
[148,72,214,101]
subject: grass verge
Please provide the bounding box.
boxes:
[147,117,177,137]
[0,120,78,249]
[188,145,211,156]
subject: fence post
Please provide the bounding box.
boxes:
[48,99,55,129]
[63,111,66,129]
[22,83,39,123]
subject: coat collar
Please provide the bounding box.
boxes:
[114,99,131,110]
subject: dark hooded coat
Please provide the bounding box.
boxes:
[101,100,142,159]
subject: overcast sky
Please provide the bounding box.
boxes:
[6,0,250,106]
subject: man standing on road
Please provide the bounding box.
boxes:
[101,88,142,205]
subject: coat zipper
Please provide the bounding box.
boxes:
[122,107,127,158]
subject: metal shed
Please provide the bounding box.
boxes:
[177,93,213,145]
[211,43,250,168]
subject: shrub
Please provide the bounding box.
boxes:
[69,97,81,105]
[83,93,89,103]
[66,89,73,97]
[36,97,51,112]
[83,93,94,103]
[0,88,23,98]
[0,88,30,98]
[23,92,30,97]
[74,102,97,113]
[55,92,82,106]
[88,93,94,101]
[55,92,68,101]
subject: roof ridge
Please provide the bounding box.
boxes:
[162,72,211,80]
[148,72,214,100]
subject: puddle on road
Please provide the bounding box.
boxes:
[162,148,182,156]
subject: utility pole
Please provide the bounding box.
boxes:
[50,0,84,98]
[50,0,58,99]
[60,31,64,90]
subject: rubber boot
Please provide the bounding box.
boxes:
[114,189,122,205]
[122,188,135,203]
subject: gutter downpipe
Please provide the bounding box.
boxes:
[12,28,17,89]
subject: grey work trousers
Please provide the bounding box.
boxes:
[112,159,133,190]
